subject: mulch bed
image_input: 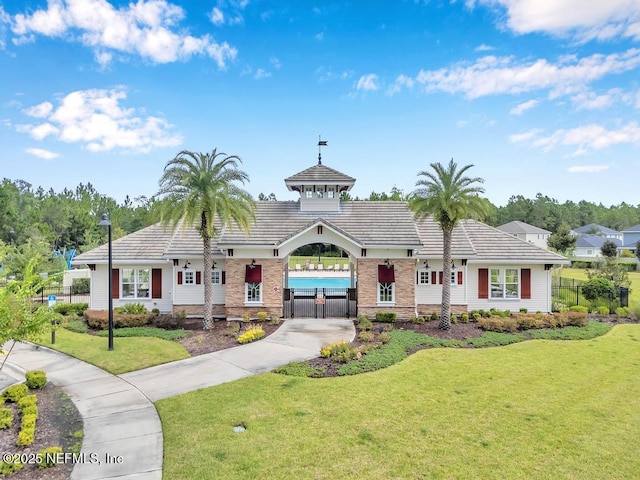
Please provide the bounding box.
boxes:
[176,318,281,356]
[0,383,83,480]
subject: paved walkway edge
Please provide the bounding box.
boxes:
[4,342,163,480]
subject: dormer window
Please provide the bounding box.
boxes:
[328,187,335,198]
[317,189,324,199]
[305,188,313,198]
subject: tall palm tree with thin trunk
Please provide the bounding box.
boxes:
[410,158,488,330]
[157,149,255,329]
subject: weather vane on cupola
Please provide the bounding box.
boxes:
[317,135,327,165]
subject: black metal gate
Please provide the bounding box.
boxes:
[283,288,357,318]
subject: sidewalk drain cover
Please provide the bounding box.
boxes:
[233,425,246,433]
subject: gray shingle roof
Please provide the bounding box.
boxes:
[497,220,551,235]
[284,163,356,187]
[623,224,640,233]
[575,234,621,248]
[73,202,567,264]
[218,201,422,248]
[572,223,620,235]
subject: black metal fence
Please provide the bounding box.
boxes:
[34,286,90,305]
[283,288,357,318]
[551,284,628,312]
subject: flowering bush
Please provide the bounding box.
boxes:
[237,325,265,344]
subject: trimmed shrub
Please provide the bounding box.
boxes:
[237,326,265,344]
[409,316,425,324]
[269,315,282,326]
[0,460,24,475]
[595,306,610,315]
[566,311,588,327]
[375,312,396,323]
[320,340,359,362]
[114,302,148,314]
[71,277,90,294]
[64,319,89,333]
[17,427,35,446]
[460,312,469,323]
[357,331,375,342]
[17,394,37,409]
[3,384,28,403]
[53,303,73,315]
[84,310,154,329]
[0,408,13,429]
[38,446,63,468]
[25,370,47,389]
[358,316,373,331]
[569,305,589,313]
[256,311,269,322]
[430,312,439,322]
[378,332,391,344]
[615,307,630,318]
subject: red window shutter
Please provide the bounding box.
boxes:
[196,271,202,285]
[457,271,463,285]
[378,265,395,283]
[177,271,183,285]
[521,268,531,299]
[222,271,226,285]
[431,271,437,284]
[245,265,262,283]
[438,271,443,285]
[152,269,162,298]
[478,268,488,299]
[112,268,119,299]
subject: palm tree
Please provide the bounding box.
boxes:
[410,158,488,330]
[157,149,255,329]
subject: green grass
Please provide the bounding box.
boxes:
[40,328,190,374]
[157,324,640,480]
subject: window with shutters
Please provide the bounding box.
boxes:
[121,268,150,299]
[183,270,195,285]
[490,268,519,299]
[418,270,430,285]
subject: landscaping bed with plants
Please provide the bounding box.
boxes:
[0,372,83,479]
[275,309,635,378]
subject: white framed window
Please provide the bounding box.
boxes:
[317,189,324,198]
[378,282,395,303]
[211,270,221,285]
[183,270,195,285]
[305,188,313,198]
[490,268,519,299]
[418,271,430,285]
[328,187,335,198]
[246,282,262,303]
[586,249,593,255]
[122,268,150,298]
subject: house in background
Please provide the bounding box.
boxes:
[571,223,623,242]
[571,234,622,260]
[74,158,569,319]
[496,221,551,249]
[621,224,640,252]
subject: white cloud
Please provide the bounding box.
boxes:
[571,88,621,110]
[415,49,640,99]
[24,101,53,118]
[209,7,224,26]
[8,0,237,68]
[317,67,353,82]
[512,122,640,154]
[476,0,640,41]
[508,128,543,143]
[17,87,182,153]
[315,32,324,40]
[356,73,379,91]
[567,165,610,173]
[254,68,271,79]
[26,148,60,160]
[475,43,493,51]
[509,99,538,115]
[386,74,414,95]
[270,57,281,69]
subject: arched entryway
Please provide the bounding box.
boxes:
[279,234,359,318]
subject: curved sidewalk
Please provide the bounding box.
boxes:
[2,318,354,479]
[3,342,162,480]
[120,318,355,401]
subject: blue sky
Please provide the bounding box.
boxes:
[1,0,640,208]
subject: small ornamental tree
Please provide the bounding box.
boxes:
[581,277,616,303]
[600,240,618,258]
[0,259,57,371]
[548,224,577,256]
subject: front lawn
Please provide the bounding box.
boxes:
[157,324,640,479]
[39,328,190,374]
[558,267,640,307]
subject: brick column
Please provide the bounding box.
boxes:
[357,258,416,320]
[224,258,284,318]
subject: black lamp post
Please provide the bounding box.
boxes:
[8,227,14,246]
[98,213,114,351]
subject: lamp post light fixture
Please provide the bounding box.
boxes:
[98,213,114,351]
